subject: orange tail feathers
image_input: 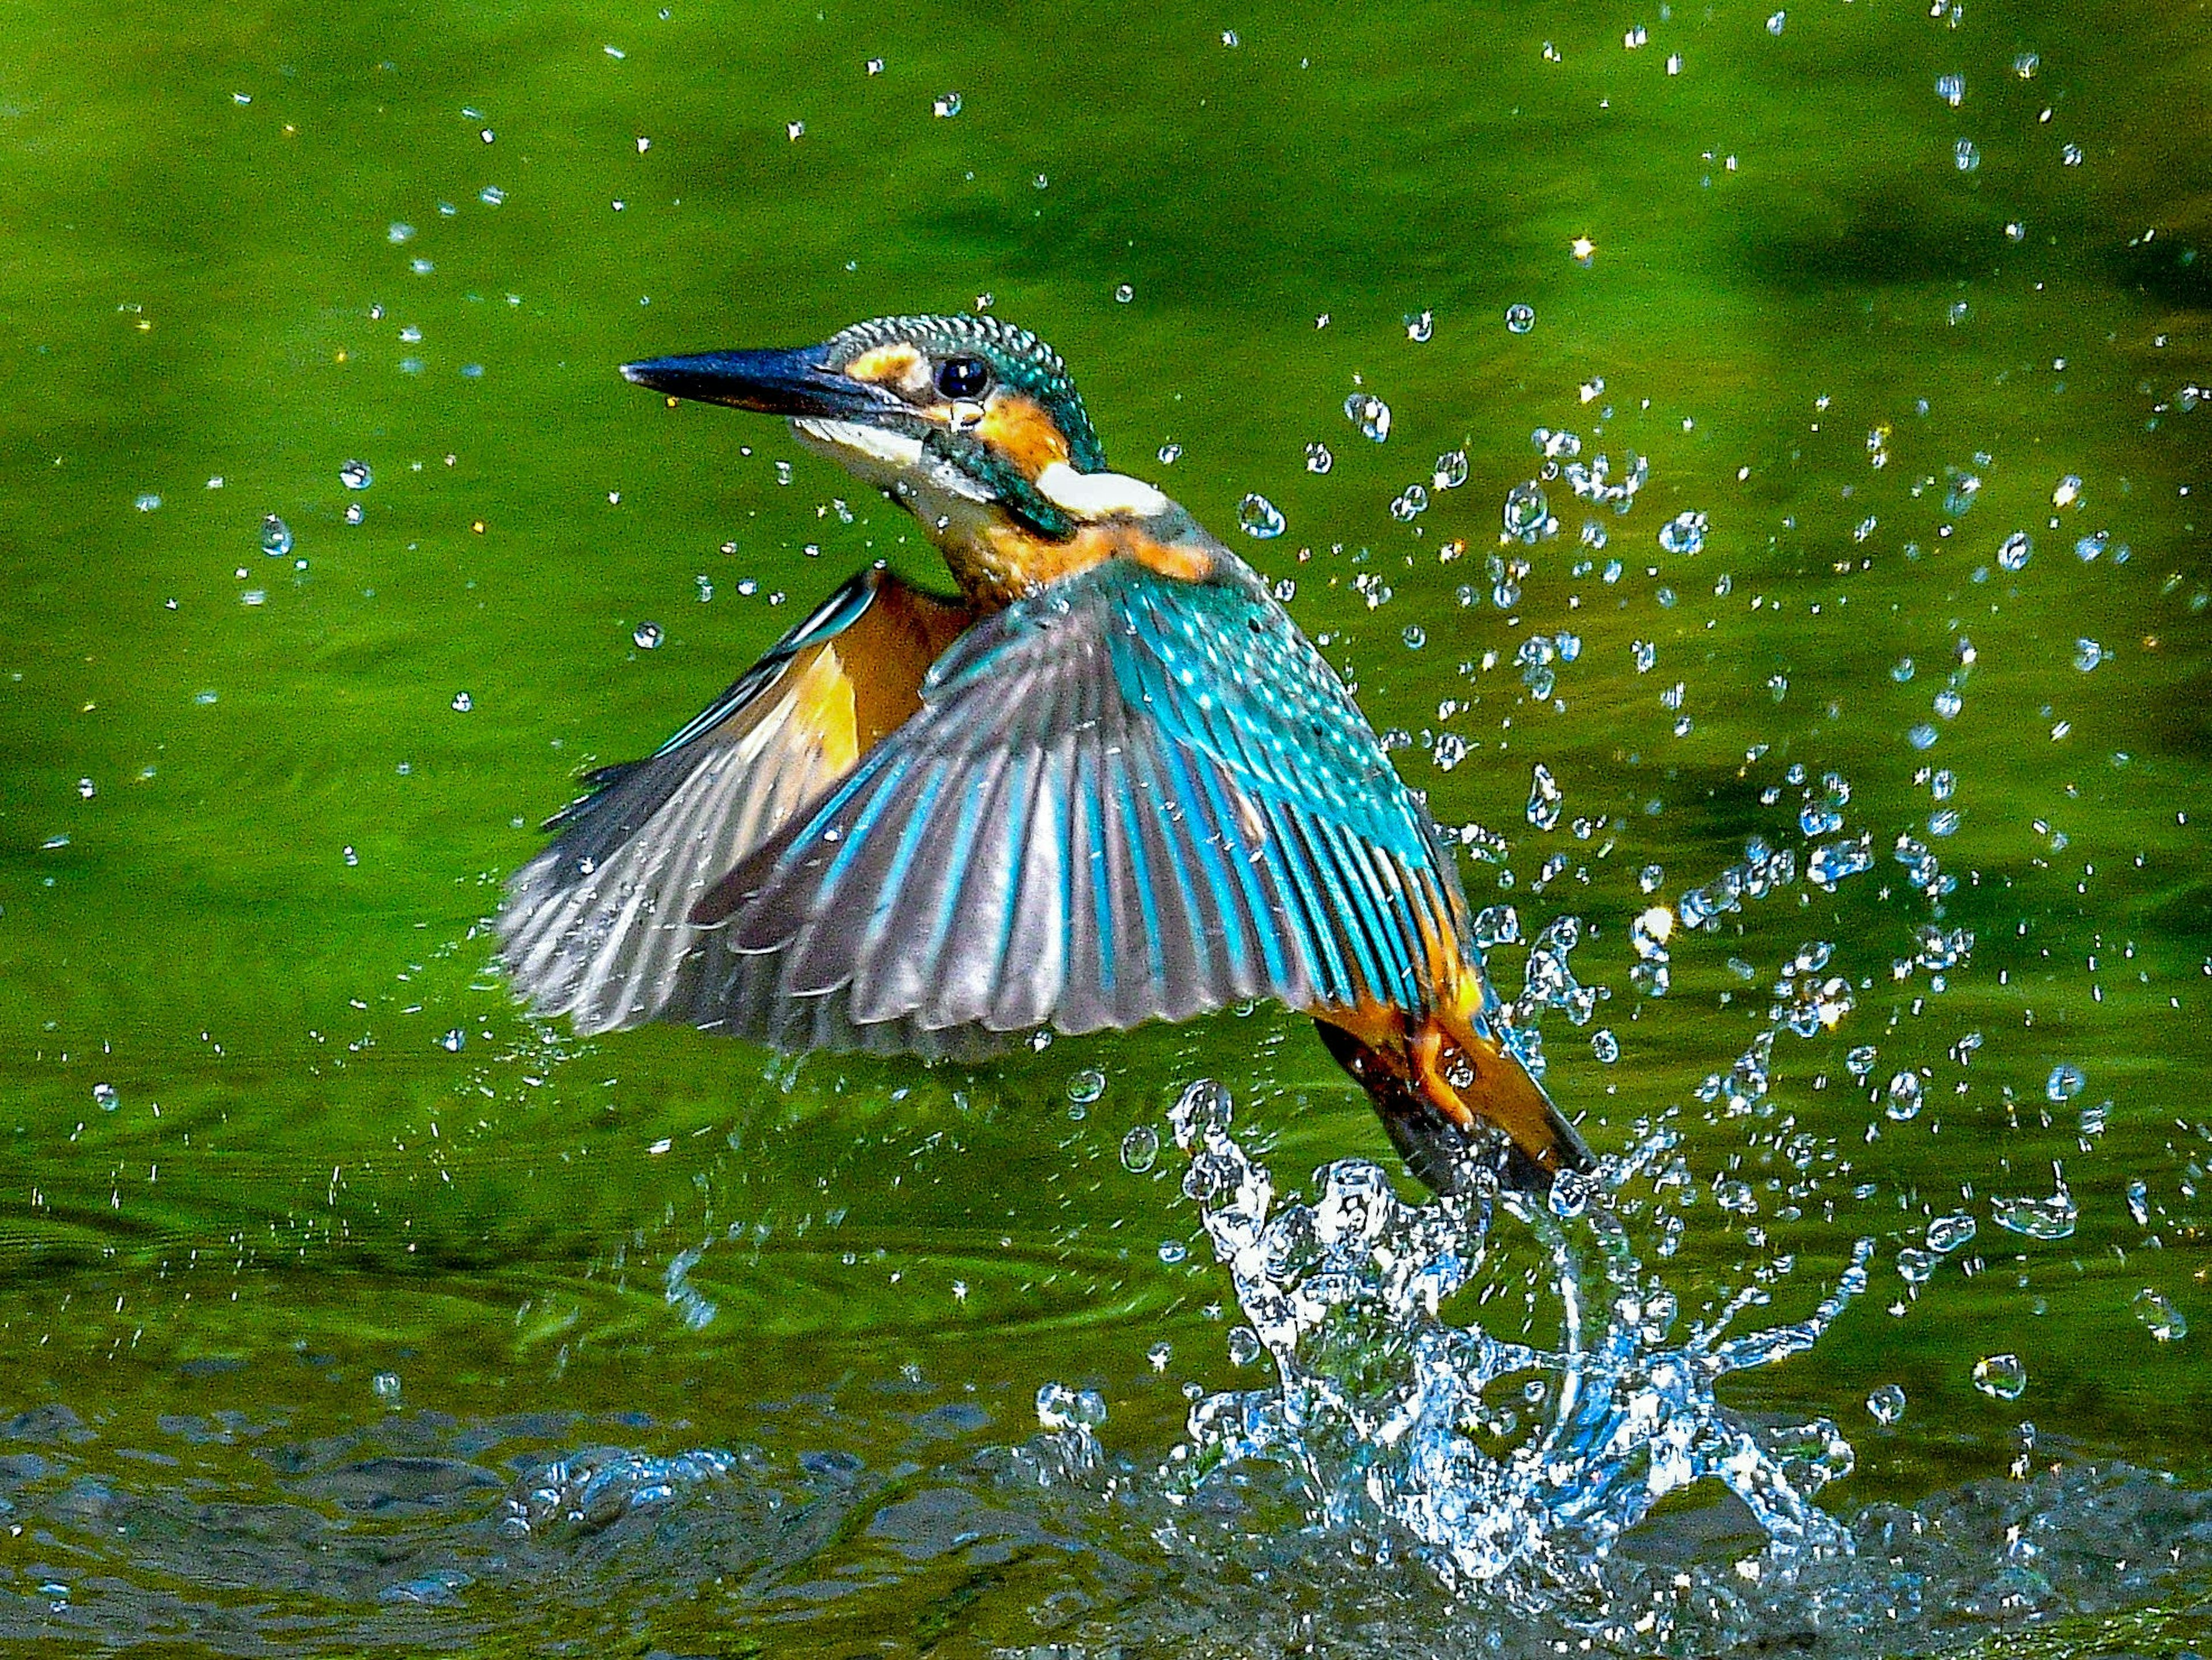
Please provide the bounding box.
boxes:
[1315,1001,1594,1197]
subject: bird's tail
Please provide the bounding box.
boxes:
[1316,996,1593,1197]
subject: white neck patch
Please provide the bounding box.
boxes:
[1035,462,1171,521]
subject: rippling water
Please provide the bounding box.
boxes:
[2,0,2208,1650]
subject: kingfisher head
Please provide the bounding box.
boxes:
[624,315,1176,589]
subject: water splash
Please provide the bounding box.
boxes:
[1163,1081,1871,1597]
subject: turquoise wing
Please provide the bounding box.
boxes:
[671,557,1471,1054]
[500,566,974,1035]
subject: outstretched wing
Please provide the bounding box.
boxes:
[499,566,976,1034]
[668,555,1472,1055]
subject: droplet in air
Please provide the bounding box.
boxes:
[1343,393,1391,443]
[2133,1288,2187,1343]
[1305,441,1334,474]
[438,1028,465,1053]
[1113,283,1134,304]
[259,515,293,557]
[634,621,664,649]
[93,1083,119,1112]
[1525,763,1564,831]
[1971,1353,2027,1400]
[1389,485,1429,522]
[1884,1070,1924,1121]
[1237,493,1285,539]
[1433,450,1469,490]
[1504,302,1536,334]
[1067,1068,1106,1105]
[1935,73,1964,107]
[1404,309,1433,342]
[2051,474,2082,508]
[1866,1383,1906,1424]
[340,460,373,490]
[1766,10,1786,34]
[1954,139,1980,172]
[1657,510,1707,555]
[451,691,474,712]
[1590,1029,1620,1063]
[932,91,963,118]
[1119,1125,1159,1174]
[2045,1062,2085,1102]
[1503,481,1550,542]
[1998,530,2032,570]
[135,493,162,512]
[1157,442,1182,465]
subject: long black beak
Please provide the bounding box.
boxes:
[619,345,897,419]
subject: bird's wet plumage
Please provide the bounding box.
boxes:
[502,313,1593,1192]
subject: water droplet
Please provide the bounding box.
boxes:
[1935,73,1964,107]
[1766,10,1787,35]
[1472,903,1521,948]
[92,1083,119,1112]
[1503,302,1536,334]
[340,459,373,490]
[1389,485,1429,521]
[258,515,293,557]
[1998,530,2032,570]
[1158,1239,1188,1265]
[1119,1125,1159,1174]
[1657,511,1707,555]
[1404,309,1433,343]
[633,621,663,650]
[1432,450,1469,490]
[1883,1071,1924,1121]
[932,90,962,118]
[2074,530,2109,562]
[2073,638,2107,672]
[1972,1353,2027,1401]
[2061,142,2082,166]
[1590,1028,1619,1063]
[450,691,473,712]
[2045,1063,2085,1102]
[1343,393,1391,443]
[1503,481,1550,542]
[1402,624,1426,649]
[1226,1325,1262,1366]
[1168,1079,1232,1149]
[1866,1383,1906,1424]
[1113,283,1134,304]
[1525,763,1564,831]
[1954,139,1980,172]
[134,492,162,512]
[2133,1288,2187,1343]
[1067,1068,1106,1105]
[438,1028,465,1053]
[2013,50,2039,78]
[1156,442,1182,465]
[2051,474,2082,508]
[1926,1212,1976,1253]
[1237,493,1285,539]
[1305,441,1334,474]
[372,1371,402,1403]
[1907,724,1938,751]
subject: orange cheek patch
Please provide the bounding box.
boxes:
[976,395,1073,475]
[843,343,925,390]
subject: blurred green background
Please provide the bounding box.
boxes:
[1,0,2207,1650]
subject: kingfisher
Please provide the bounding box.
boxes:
[501,313,1593,1194]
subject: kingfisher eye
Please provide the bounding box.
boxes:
[934,356,992,400]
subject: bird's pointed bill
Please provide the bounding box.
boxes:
[620,346,902,421]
